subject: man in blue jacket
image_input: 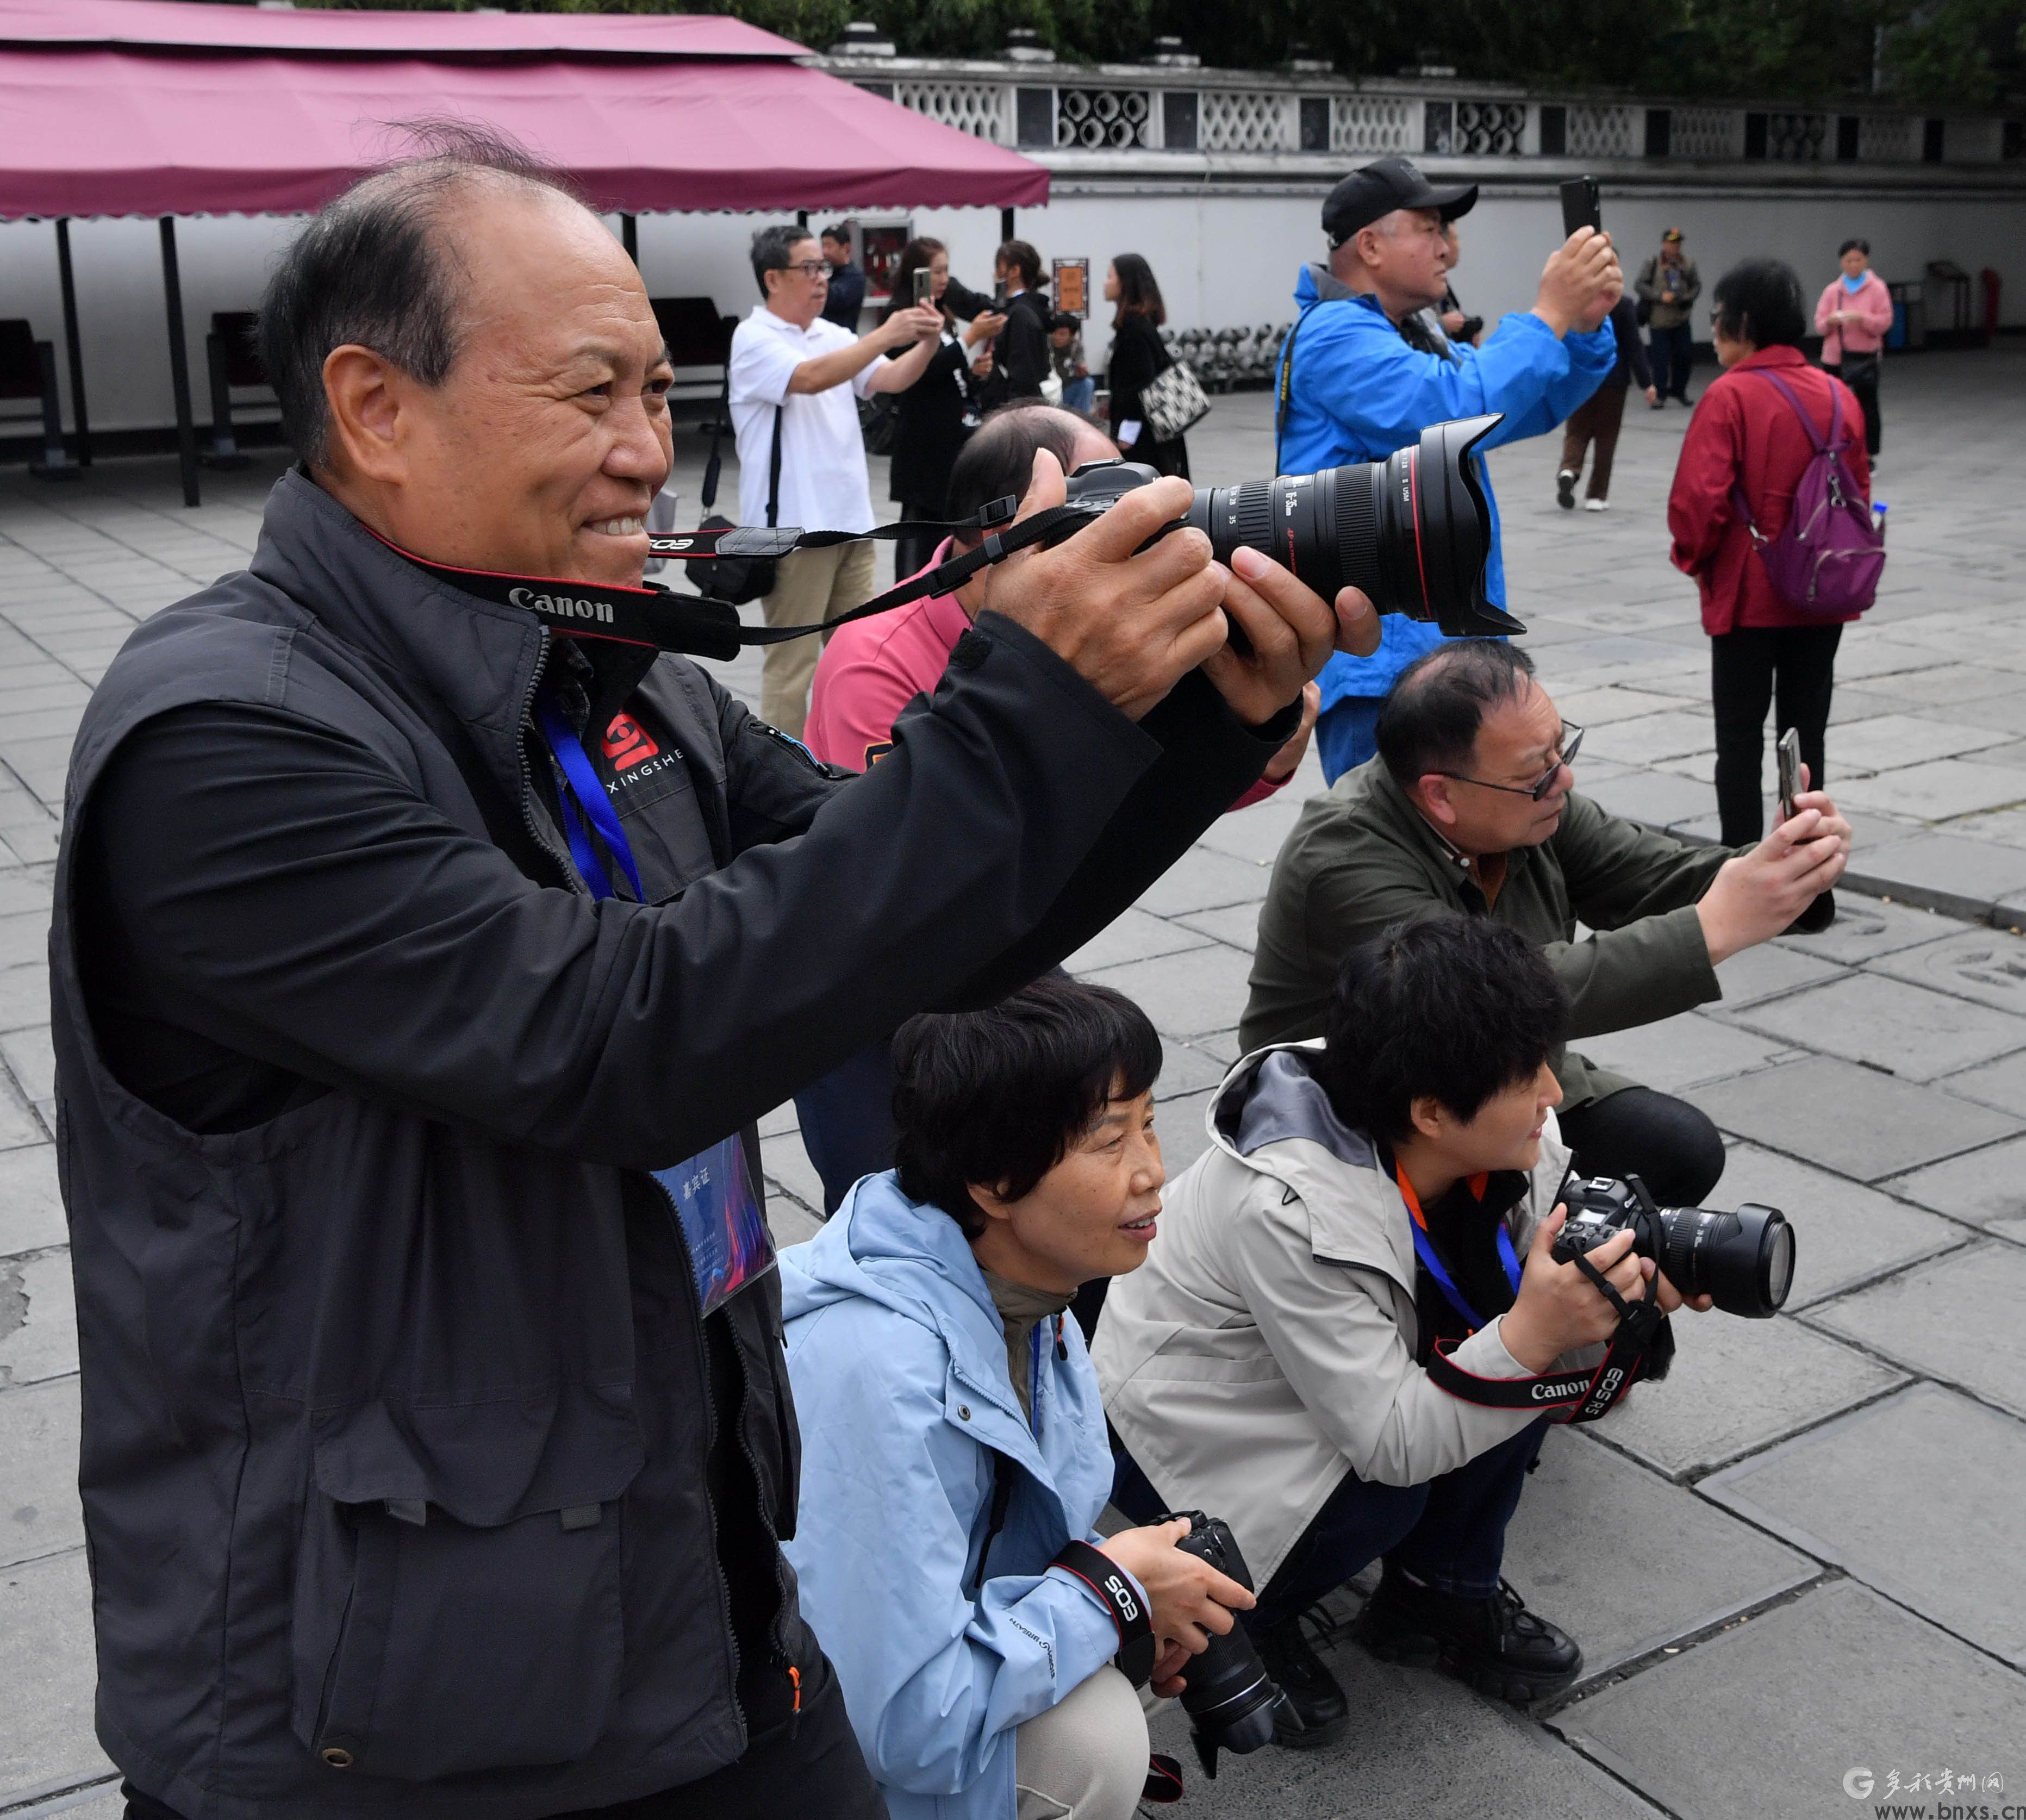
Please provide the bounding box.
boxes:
[1278,157,1622,780]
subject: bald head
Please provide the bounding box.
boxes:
[260,123,610,468]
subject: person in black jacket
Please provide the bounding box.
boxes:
[880,236,1005,579]
[987,238,1054,408]
[55,127,1377,1820]
[819,220,867,329]
[1555,292,1657,512]
[1104,253,1190,480]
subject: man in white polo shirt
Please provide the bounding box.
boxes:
[730,223,944,736]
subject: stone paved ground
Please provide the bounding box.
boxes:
[4,350,2025,1818]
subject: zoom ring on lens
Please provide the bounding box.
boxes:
[1333,466,1386,603]
[1229,484,1275,560]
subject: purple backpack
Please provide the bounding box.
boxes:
[1730,370,1886,616]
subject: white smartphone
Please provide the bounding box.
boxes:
[1776,727,1801,824]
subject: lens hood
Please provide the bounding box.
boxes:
[1416,414,1525,639]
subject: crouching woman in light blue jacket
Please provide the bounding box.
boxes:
[780,976,1254,1820]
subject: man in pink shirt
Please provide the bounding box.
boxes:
[808,405,1318,791]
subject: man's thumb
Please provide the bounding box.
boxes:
[1014,447,1067,523]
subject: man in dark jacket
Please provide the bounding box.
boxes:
[819,220,867,328]
[1242,641,1850,1204]
[55,133,1369,1820]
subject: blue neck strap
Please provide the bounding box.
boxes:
[535,689,646,903]
[1398,1165,1523,1335]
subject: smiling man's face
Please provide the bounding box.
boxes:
[319,177,674,587]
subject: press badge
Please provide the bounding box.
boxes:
[654,1135,776,1316]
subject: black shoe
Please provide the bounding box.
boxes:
[1358,1570,1581,1705]
[1556,468,1577,510]
[1257,1611,1349,1749]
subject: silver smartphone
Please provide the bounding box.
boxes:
[913,266,934,308]
[1776,727,1802,824]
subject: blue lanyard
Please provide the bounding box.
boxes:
[534,689,645,903]
[1397,1165,1522,1335]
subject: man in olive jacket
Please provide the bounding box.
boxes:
[54,135,1371,1820]
[1243,641,1849,1203]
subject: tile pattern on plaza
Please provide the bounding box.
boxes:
[4,352,2025,1817]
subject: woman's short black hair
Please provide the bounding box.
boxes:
[1838,237,1871,259]
[1712,258,1809,351]
[1318,919,1567,1143]
[892,976,1162,1238]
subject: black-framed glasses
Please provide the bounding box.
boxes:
[1440,724,1583,801]
[782,259,830,279]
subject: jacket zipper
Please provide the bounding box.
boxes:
[521,645,756,1735]
[513,635,578,889]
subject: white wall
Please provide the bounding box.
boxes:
[7,182,2024,438]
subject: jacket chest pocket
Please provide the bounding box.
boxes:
[291,1490,627,1781]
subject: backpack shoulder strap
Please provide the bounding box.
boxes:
[1744,367,1834,454]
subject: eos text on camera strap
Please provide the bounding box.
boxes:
[369,496,1088,665]
[1406,1165,1662,1426]
[1050,1538,1158,1688]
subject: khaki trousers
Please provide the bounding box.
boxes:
[759,540,878,738]
[1013,1664,1149,1820]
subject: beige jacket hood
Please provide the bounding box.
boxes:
[1092,1042,1574,1588]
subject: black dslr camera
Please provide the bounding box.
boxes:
[1057,413,1519,639]
[1551,1174,1795,1318]
[1158,1512,1285,1777]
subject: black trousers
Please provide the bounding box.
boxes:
[1649,322,1695,401]
[1823,358,1882,457]
[1556,1084,1726,1207]
[1710,623,1843,847]
[1115,1419,1550,1633]
[123,1654,887,1820]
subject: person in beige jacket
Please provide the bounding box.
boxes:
[1094,918,1707,1747]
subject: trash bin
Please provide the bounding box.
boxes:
[1925,260,1973,340]
[1887,279,1927,350]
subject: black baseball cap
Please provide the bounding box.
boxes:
[1323,157,1478,246]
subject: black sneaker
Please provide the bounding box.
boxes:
[1556,468,1577,510]
[1257,1611,1349,1749]
[1358,1570,1581,1705]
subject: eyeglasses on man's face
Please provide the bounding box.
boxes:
[781,259,830,281]
[1440,724,1583,801]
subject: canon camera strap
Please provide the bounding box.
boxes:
[1419,1165,1666,1426]
[371,495,1093,664]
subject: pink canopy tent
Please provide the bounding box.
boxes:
[0,0,1049,500]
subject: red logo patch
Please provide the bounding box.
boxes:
[604,713,660,770]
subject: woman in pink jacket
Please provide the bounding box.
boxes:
[1815,238,1893,458]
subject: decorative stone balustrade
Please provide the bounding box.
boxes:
[824,53,2021,171]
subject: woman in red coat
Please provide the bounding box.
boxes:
[1668,259,1871,845]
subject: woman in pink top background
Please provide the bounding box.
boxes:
[1815,238,1893,458]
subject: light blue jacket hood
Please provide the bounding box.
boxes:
[1279,262,1617,709]
[780,1172,1130,1820]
